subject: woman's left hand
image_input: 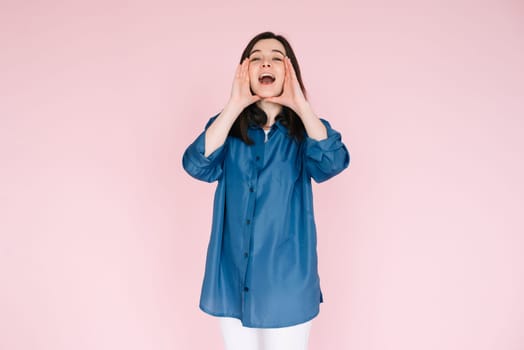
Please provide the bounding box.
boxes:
[263,56,308,115]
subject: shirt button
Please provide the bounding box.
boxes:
[255,156,260,161]
[244,252,248,258]
[244,287,249,292]
[249,187,254,192]
[246,219,251,224]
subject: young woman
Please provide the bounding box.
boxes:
[182,31,350,350]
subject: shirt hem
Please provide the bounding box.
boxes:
[199,303,321,329]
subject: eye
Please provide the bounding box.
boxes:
[273,57,282,61]
[250,57,260,61]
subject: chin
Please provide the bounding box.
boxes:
[257,92,277,98]
[254,86,283,99]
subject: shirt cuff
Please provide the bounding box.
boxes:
[182,114,227,182]
[304,119,345,162]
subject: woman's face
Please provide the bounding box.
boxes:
[248,39,287,98]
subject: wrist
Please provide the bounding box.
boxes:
[224,100,245,117]
[295,100,313,118]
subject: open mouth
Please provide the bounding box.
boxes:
[258,73,276,85]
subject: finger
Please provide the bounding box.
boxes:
[239,60,247,84]
[243,58,251,82]
[235,61,242,80]
[284,57,292,80]
[285,57,292,78]
[239,58,247,79]
[264,96,281,104]
[248,94,261,105]
[287,57,298,81]
[284,59,291,83]
[244,60,254,93]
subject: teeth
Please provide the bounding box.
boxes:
[259,73,274,79]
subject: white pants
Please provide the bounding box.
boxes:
[219,316,312,350]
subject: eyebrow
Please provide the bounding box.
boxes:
[249,49,285,57]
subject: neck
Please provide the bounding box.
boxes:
[256,100,282,127]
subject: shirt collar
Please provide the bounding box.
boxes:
[248,118,288,133]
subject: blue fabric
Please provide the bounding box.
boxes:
[182,113,350,328]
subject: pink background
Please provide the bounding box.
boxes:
[1,0,523,349]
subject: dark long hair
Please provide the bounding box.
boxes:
[229,31,307,145]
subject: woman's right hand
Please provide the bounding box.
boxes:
[227,57,261,111]
[203,58,260,157]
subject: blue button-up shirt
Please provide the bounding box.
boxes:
[182,113,350,328]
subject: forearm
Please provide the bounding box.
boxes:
[296,101,328,141]
[204,102,243,157]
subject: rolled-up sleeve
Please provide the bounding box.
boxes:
[304,118,350,183]
[182,114,227,183]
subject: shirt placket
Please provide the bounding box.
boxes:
[240,127,265,320]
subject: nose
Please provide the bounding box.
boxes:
[262,59,271,67]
